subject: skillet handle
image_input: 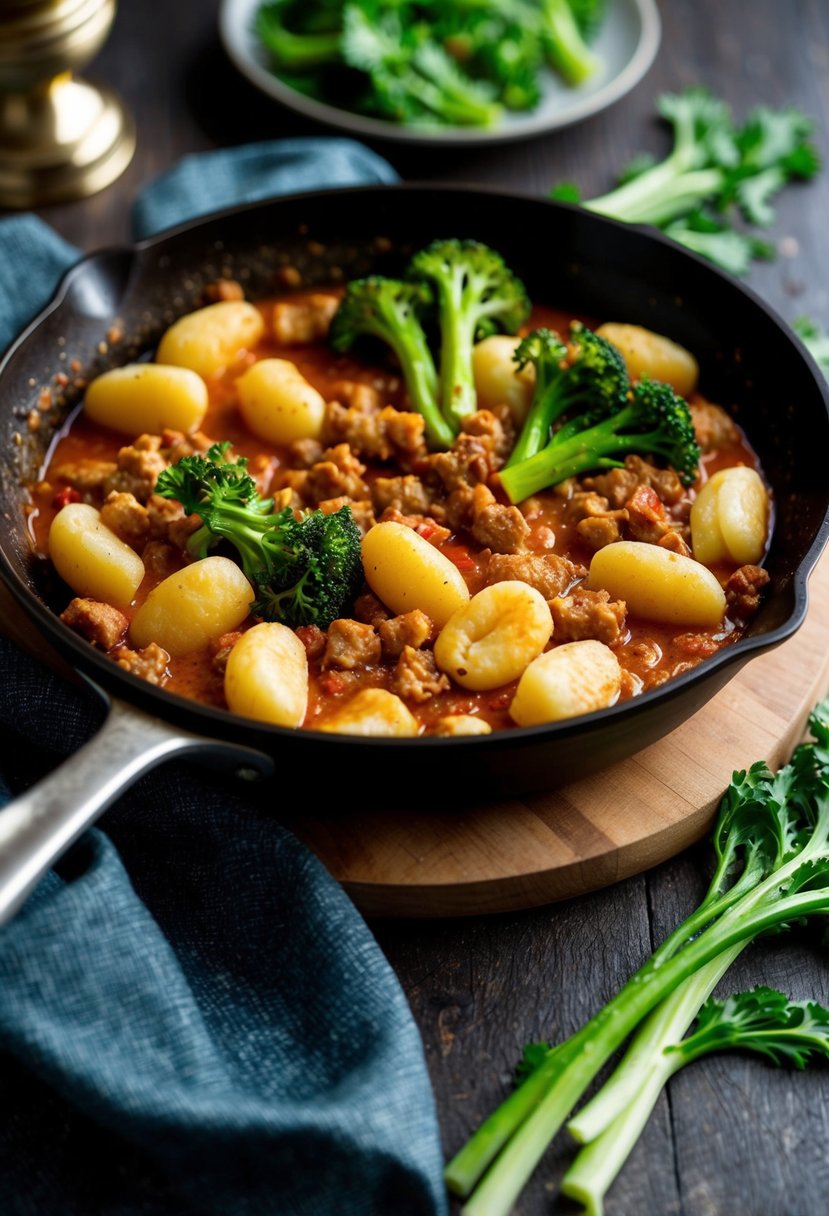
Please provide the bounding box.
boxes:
[0,695,274,926]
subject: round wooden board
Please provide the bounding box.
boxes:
[285,551,829,919]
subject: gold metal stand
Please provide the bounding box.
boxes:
[0,0,135,208]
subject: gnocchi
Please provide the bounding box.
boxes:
[472,335,535,424]
[156,300,265,377]
[49,503,144,609]
[690,467,769,565]
[236,358,325,444]
[362,521,470,628]
[84,363,208,436]
[434,715,492,736]
[596,323,699,397]
[587,541,726,627]
[510,641,622,726]
[434,581,553,691]
[130,556,253,656]
[225,623,308,727]
[317,689,419,737]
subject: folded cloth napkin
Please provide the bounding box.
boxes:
[0,138,449,1216]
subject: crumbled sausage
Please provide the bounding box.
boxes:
[60,597,127,649]
[104,434,168,503]
[323,402,390,461]
[469,484,530,554]
[52,459,117,496]
[316,496,376,535]
[114,642,170,685]
[461,409,514,461]
[658,530,693,558]
[577,515,625,551]
[295,624,327,661]
[583,455,685,509]
[725,564,770,620]
[272,292,340,344]
[322,619,381,670]
[673,632,720,657]
[304,444,369,503]
[690,399,740,452]
[141,540,180,580]
[99,491,150,550]
[625,484,671,544]
[392,646,450,703]
[353,592,391,627]
[378,609,433,659]
[288,437,325,468]
[486,551,585,599]
[550,588,627,646]
[372,474,434,516]
[328,379,382,413]
[210,631,244,675]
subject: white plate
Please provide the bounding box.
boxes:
[219,0,661,147]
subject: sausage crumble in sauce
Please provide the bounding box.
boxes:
[29,284,772,738]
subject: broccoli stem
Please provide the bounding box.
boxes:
[584,166,726,226]
[392,329,457,449]
[256,15,341,71]
[541,0,601,85]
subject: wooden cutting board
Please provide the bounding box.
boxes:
[284,550,829,918]
[3,555,828,919]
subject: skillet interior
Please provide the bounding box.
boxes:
[1,185,828,800]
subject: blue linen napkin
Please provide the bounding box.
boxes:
[0,138,449,1216]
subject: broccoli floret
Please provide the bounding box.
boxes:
[499,376,700,503]
[505,323,629,467]
[155,443,363,629]
[341,3,503,129]
[329,275,456,450]
[539,0,602,86]
[256,0,342,71]
[407,238,530,428]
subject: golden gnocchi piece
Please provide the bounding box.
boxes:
[49,503,144,609]
[596,322,699,396]
[224,622,308,727]
[472,335,535,424]
[130,556,253,656]
[509,640,622,726]
[690,466,769,565]
[316,688,419,737]
[83,363,208,436]
[236,358,326,444]
[362,521,470,628]
[433,715,492,737]
[156,300,265,377]
[587,540,726,627]
[434,581,553,691]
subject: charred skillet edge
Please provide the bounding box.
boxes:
[1,183,828,761]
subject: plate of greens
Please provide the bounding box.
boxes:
[219,0,661,145]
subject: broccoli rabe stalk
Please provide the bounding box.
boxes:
[329,275,456,450]
[562,986,829,1216]
[256,0,342,70]
[154,443,363,630]
[539,0,601,85]
[552,88,820,275]
[445,700,829,1216]
[407,238,531,428]
[505,323,629,467]
[341,4,503,128]
[499,376,700,503]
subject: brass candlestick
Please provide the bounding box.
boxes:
[0,0,135,208]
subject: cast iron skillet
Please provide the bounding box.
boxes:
[0,184,828,923]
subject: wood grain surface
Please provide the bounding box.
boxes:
[7,1,829,1213]
[285,555,829,916]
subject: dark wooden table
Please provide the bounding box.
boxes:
[25,1,829,1212]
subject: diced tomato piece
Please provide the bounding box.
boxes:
[52,486,81,509]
